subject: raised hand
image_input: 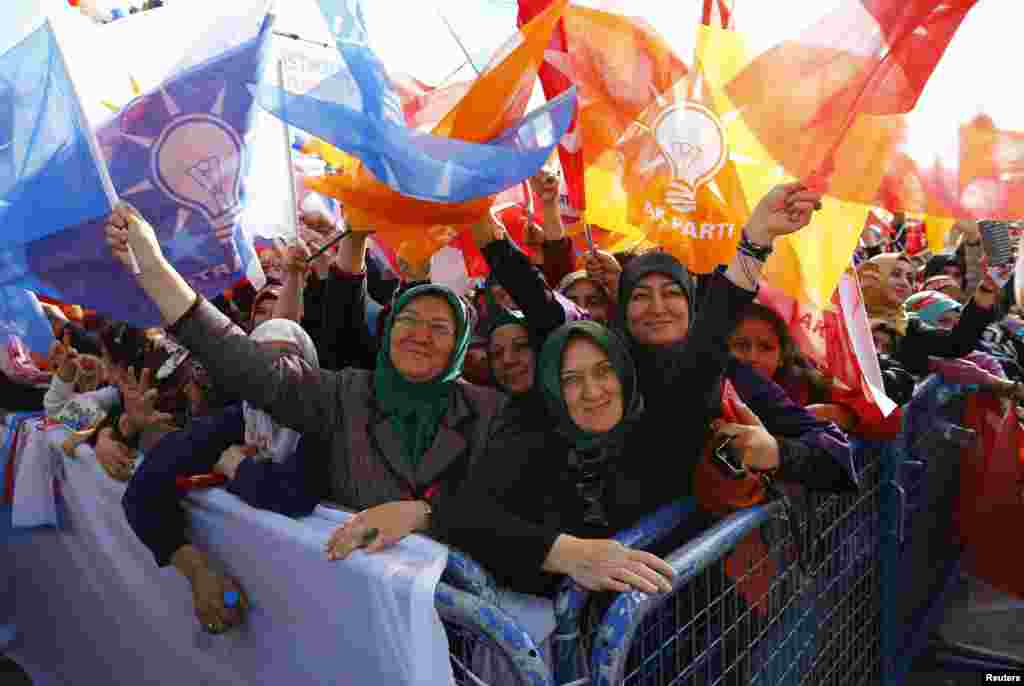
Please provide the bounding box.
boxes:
[119,367,175,435]
[104,202,164,272]
[528,169,560,208]
[711,397,780,473]
[745,183,824,246]
[50,333,80,384]
[470,212,506,249]
[583,249,622,303]
[284,238,312,276]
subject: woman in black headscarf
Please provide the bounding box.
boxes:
[614,247,856,491]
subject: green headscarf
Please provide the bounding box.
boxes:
[537,321,642,452]
[373,284,471,471]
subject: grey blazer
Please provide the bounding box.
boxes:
[171,299,507,516]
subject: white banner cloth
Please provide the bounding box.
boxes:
[3,428,453,685]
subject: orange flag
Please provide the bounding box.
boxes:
[306,0,568,266]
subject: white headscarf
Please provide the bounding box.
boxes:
[243,319,319,463]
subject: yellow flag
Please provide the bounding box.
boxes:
[697,24,893,308]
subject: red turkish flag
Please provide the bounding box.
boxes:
[725,0,977,203]
[518,0,586,224]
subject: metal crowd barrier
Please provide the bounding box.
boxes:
[437,376,984,686]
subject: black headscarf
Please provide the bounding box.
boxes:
[482,306,531,395]
[613,251,696,401]
[922,252,965,288]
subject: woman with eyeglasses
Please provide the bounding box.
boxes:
[105,205,506,634]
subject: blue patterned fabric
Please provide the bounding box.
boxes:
[442,547,501,606]
[435,581,553,686]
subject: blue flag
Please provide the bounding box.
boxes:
[0,19,114,246]
[0,288,53,355]
[0,12,273,326]
[257,0,576,204]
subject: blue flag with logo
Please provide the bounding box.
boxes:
[0,8,272,326]
[0,17,114,247]
[257,0,576,204]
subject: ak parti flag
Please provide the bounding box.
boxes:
[724,0,976,203]
[557,5,749,273]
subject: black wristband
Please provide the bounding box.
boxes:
[738,231,773,262]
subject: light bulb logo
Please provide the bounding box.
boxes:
[151,113,244,269]
[109,75,251,274]
[652,103,727,214]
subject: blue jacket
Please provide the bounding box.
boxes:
[123,404,325,567]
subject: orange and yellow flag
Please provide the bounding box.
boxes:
[306,0,568,266]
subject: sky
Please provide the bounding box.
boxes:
[41,0,1024,169]
[353,0,1022,165]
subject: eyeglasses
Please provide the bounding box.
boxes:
[392,314,456,339]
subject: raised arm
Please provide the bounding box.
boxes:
[896,275,1002,376]
[473,213,584,337]
[273,240,309,324]
[104,204,343,440]
[664,183,825,394]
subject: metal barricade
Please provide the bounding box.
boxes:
[586,448,883,686]
[434,378,997,685]
[437,581,554,686]
[878,377,972,685]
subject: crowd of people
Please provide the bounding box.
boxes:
[0,168,1017,643]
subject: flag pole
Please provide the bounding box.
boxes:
[50,18,141,274]
[435,6,483,77]
[277,59,299,243]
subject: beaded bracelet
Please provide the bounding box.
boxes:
[737,231,773,262]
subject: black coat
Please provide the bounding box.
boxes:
[434,272,858,596]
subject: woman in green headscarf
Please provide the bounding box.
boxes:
[102,200,511,632]
[433,320,687,597]
[323,283,492,559]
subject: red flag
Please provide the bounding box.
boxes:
[518,0,586,225]
[877,114,1024,222]
[390,74,471,132]
[757,270,897,434]
[725,0,977,203]
[702,0,734,29]
[452,184,541,279]
[561,6,688,170]
[958,393,1024,598]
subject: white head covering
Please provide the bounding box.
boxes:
[243,319,319,463]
